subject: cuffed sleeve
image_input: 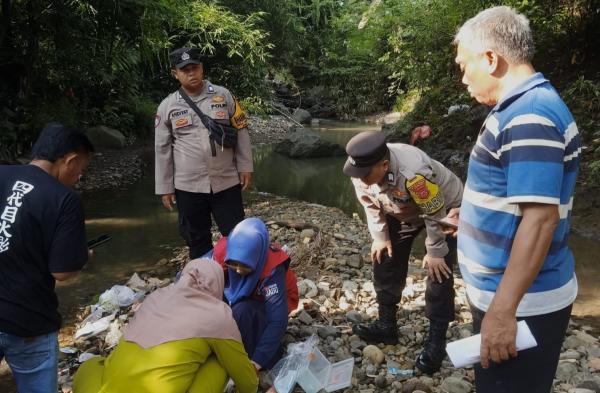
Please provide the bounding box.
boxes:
[352,179,389,242]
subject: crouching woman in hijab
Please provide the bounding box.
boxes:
[72,259,258,393]
[208,217,299,373]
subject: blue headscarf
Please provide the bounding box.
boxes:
[224,217,269,306]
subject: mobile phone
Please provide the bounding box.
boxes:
[87,234,112,249]
[418,214,458,230]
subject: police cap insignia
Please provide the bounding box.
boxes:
[169,47,203,69]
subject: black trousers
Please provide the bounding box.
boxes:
[175,184,245,259]
[471,303,572,393]
[373,215,456,323]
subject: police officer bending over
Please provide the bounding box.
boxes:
[343,131,463,374]
[155,47,253,259]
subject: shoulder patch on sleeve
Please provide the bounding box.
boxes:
[230,96,248,129]
[405,174,444,214]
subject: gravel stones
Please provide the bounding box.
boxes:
[557,362,580,382]
[363,345,385,365]
[58,166,600,393]
[440,376,473,393]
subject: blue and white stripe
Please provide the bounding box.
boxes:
[458,73,580,316]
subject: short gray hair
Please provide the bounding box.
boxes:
[454,6,535,64]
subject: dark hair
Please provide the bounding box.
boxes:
[31,123,94,162]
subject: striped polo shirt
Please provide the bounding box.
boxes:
[458,73,581,316]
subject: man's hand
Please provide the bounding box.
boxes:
[240,172,252,190]
[443,207,460,237]
[371,240,392,264]
[422,254,452,283]
[480,308,518,368]
[161,193,176,211]
[251,360,262,373]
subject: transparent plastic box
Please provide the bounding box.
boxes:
[296,347,354,393]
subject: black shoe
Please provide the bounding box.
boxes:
[415,321,448,374]
[352,320,399,345]
[352,304,399,345]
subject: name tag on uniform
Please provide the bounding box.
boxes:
[214,110,228,119]
[172,115,192,129]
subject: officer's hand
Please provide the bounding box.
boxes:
[240,172,252,190]
[443,207,460,237]
[422,254,452,283]
[371,240,392,264]
[161,193,176,211]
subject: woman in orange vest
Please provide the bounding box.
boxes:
[208,217,298,372]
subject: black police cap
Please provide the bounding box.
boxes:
[169,47,203,69]
[343,131,388,178]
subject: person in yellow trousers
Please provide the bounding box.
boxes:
[73,258,258,393]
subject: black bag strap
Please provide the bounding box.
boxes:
[178,88,217,157]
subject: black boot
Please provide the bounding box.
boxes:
[352,304,398,345]
[415,321,448,374]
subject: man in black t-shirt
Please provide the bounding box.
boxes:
[0,123,94,392]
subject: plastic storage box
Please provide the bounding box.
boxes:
[296,346,354,393]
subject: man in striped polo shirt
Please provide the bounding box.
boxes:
[449,6,581,392]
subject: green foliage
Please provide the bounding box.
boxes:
[0,0,598,173]
[300,0,482,116]
[169,1,273,97]
[561,76,600,184]
[240,96,270,116]
[0,0,276,158]
[562,77,600,140]
[383,0,481,95]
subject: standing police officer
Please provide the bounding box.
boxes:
[155,47,253,259]
[343,131,463,374]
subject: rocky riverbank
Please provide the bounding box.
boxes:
[50,192,600,393]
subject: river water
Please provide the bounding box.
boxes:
[57,120,600,321]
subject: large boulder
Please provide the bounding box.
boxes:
[86,126,126,150]
[291,108,312,125]
[275,127,345,158]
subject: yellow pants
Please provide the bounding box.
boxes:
[73,339,229,393]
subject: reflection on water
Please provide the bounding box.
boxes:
[253,120,378,217]
[56,175,183,319]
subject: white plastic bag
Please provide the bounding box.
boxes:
[126,272,148,291]
[104,318,123,348]
[98,285,137,312]
[269,335,319,393]
[81,304,105,325]
[75,313,116,339]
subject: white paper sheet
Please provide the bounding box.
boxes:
[446,320,538,368]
